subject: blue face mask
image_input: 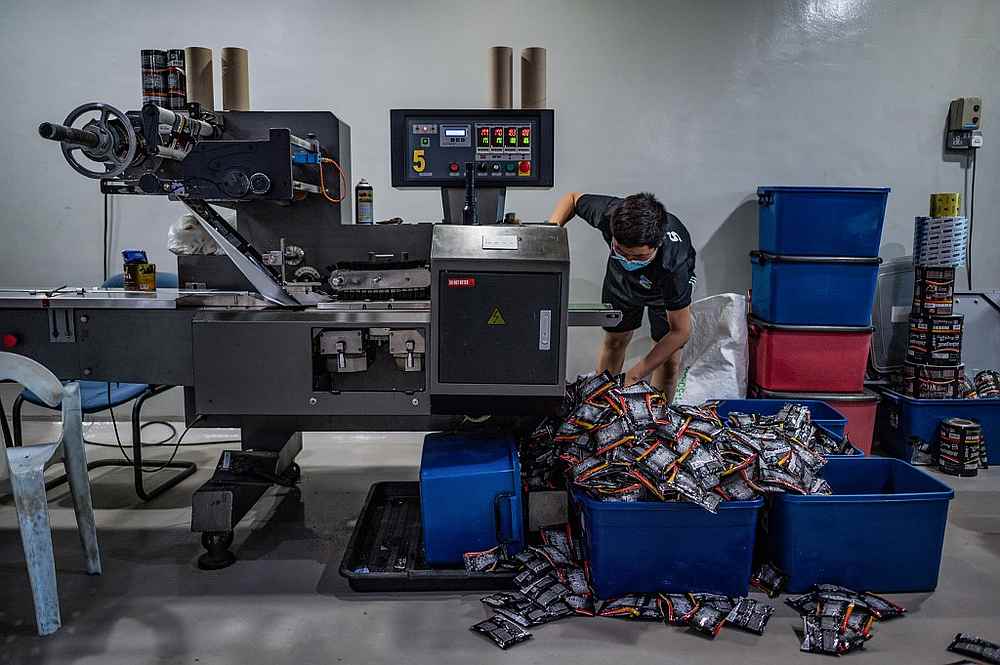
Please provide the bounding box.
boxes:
[612,249,656,272]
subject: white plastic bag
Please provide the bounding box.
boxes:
[672,293,748,404]
[166,211,227,255]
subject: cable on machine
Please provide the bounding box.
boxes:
[102,193,110,282]
[318,156,349,204]
[97,385,238,471]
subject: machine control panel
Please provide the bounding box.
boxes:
[390,109,553,187]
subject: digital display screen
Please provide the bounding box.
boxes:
[478,127,490,148]
[506,127,519,147]
[492,127,505,147]
[445,128,467,137]
[520,127,531,147]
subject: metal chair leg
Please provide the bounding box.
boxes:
[0,398,12,448]
[59,383,101,575]
[12,393,25,447]
[6,444,63,636]
[129,386,197,501]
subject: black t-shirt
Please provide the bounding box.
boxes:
[575,194,696,311]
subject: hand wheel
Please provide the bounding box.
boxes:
[59,102,137,179]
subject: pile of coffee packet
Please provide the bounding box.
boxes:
[522,372,840,512]
[786,584,906,656]
[469,523,775,649]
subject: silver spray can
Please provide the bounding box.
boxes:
[355,178,374,225]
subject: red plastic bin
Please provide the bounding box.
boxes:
[748,317,873,393]
[750,386,880,455]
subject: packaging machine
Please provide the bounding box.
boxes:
[1,92,620,568]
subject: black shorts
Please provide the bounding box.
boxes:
[601,280,670,341]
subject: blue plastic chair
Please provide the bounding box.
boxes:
[8,273,196,501]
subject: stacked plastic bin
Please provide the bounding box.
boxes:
[748,187,890,454]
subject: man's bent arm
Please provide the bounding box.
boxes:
[625,306,692,384]
[547,192,583,226]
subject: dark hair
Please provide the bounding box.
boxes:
[610,192,667,247]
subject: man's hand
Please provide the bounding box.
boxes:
[547,192,582,226]
[623,306,692,383]
[623,369,643,387]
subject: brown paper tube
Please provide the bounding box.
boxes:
[184,47,214,111]
[521,47,547,109]
[221,47,250,111]
[488,46,513,109]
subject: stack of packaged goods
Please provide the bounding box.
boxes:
[900,194,969,400]
[902,263,964,399]
[747,187,890,454]
[876,194,997,467]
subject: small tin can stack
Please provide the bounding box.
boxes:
[140,49,168,107]
[937,417,987,476]
[165,49,187,111]
[141,48,187,110]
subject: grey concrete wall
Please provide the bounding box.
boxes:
[1,0,997,418]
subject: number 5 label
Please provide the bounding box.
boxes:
[412,149,426,173]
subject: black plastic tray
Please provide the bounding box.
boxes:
[339,481,517,592]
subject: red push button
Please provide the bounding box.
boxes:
[449,162,460,173]
[2,333,18,349]
[518,160,531,175]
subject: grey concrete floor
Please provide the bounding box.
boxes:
[1,421,998,665]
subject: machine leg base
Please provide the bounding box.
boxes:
[197,531,236,570]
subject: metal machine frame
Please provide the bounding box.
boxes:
[2,100,621,569]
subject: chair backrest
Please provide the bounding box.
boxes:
[0,353,63,407]
[103,272,179,289]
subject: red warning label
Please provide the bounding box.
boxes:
[447,277,476,288]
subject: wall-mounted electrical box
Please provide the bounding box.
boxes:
[949,97,982,131]
[947,97,984,150]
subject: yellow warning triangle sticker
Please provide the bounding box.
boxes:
[487,307,507,325]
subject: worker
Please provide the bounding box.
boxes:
[548,192,695,400]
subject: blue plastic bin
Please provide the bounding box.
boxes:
[757,186,890,257]
[420,433,524,565]
[573,490,763,598]
[751,252,882,326]
[766,458,954,593]
[877,389,1000,465]
[715,398,848,439]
